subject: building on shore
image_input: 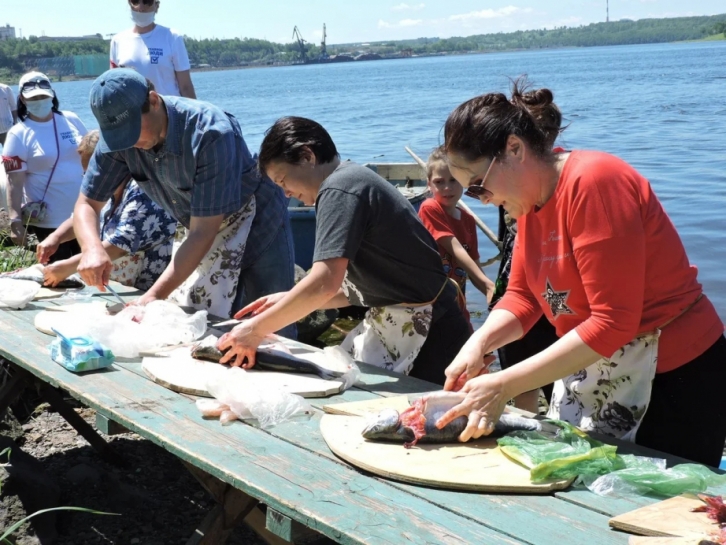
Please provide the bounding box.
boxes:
[0,25,16,41]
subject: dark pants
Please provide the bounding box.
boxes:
[498,315,559,402]
[27,226,81,263]
[636,335,726,467]
[409,281,471,386]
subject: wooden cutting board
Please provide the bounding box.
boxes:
[610,495,721,539]
[319,396,574,493]
[629,537,717,545]
[34,279,136,300]
[142,347,345,398]
[34,301,110,335]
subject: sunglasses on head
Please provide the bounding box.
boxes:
[130,0,156,6]
[464,156,497,200]
[21,80,52,92]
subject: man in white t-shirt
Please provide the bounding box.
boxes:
[110,0,196,98]
[0,82,17,145]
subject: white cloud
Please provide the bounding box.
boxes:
[378,18,424,28]
[449,6,532,22]
[391,3,425,12]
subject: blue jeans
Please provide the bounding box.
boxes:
[232,214,297,339]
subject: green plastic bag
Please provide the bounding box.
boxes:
[498,420,726,497]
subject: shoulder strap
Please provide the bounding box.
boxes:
[40,113,61,202]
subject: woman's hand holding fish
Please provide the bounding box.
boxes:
[234,292,288,319]
[443,338,496,392]
[43,262,75,288]
[435,373,512,442]
[217,320,267,368]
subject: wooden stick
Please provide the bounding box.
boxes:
[404,146,502,250]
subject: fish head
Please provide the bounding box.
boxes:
[361,408,401,439]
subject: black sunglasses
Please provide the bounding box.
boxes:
[464,157,497,200]
[130,0,156,6]
[21,80,52,92]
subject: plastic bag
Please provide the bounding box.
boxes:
[498,420,625,482]
[583,456,726,497]
[56,287,95,304]
[204,366,313,428]
[49,332,115,373]
[73,300,207,358]
[321,345,360,390]
[0,278,41,309]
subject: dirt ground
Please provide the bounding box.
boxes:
[0,396,335,545]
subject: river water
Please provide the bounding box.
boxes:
[14,40,726,327]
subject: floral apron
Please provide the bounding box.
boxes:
[547,294,703,441]
[547,331,660,441]
[340,279,452,375]
[168,196,256,319]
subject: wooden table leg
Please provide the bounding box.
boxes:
[0,362,28,418]
[183,461,260,545]
[37,383,128,467]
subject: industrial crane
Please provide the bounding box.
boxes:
[292,26,307,62]
[320,23,328,59]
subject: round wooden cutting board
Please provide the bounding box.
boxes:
[142,347,345,398]
[34,301,110,336]
[319,413,574,493]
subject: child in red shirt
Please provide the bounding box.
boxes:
[418,147,495,330]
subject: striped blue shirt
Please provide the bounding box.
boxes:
[82,95,287,266]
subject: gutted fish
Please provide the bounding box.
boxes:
[191,335,342,381]
[2,264,85,289]
[362,391,560,448]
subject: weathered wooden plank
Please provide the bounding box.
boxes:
[266,507,323,544]
[0,311,523,545]
[95,413,130,436]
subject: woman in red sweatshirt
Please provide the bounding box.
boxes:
[436,82,726,466]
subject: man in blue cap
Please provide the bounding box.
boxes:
[74,68,295,330]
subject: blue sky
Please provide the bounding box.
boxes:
[6,1,724,44]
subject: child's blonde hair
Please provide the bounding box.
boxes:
[426,145,447,180]
[78,129,100,157]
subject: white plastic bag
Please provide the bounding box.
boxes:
[321,345,361,390]
[0,279,41,309]
[204,366,313,428]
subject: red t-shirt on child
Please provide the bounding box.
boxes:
[495,150,723,373]
[418,198,480,292]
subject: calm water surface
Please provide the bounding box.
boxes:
[27,40,726,327]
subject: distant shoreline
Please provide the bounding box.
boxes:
[0,35,723,86]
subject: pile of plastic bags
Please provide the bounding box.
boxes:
[498,420,726,497]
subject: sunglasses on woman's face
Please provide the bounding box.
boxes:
[21,80,52,92]
[464,156,497,200]
[130,0,156,6]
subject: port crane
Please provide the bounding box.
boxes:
[292,25,307,62]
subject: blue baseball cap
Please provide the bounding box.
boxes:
[89,68,148,153]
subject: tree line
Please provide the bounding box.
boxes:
[0,13,724,80]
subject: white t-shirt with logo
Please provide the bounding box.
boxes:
[3,111,87,228]
[0,83,16,134]
[110,25,191,96]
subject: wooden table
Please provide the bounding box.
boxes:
[1,287,722,544]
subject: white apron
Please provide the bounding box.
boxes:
[168,197,256,319]
[547,332,660,441]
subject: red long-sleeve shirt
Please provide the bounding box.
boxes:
[495,151,723,373]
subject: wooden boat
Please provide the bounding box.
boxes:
[289,162,430,270]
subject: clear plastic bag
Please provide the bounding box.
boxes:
[582,456,726,497]
[56,287,95,304]
[204,366,313,428]
[0,278,41,309]
[321,345,360,390]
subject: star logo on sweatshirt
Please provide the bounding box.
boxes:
[541,278,575,319]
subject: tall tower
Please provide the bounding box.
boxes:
[606,0,610,22]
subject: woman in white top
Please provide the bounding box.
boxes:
[2,72,87,262]
[110,0,196,98]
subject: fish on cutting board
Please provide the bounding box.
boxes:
[2,264,85,289]
[362,390,560,448]
[190,335,345,381]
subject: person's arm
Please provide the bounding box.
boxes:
[175,70,196,99]
[44,241,127,287]
[36,217,76,264]
[438,235,494,302]
[136,214,223,305]
[74,193,113,287]
[6,170,27,246]
[218,257,349,367]
[318,288,352,309]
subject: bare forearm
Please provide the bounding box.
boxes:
[7,173,25,222]
[74,200,104,252]
[250,267,342,334]
[501,329,601,398]
[50,218,77,244]
[318,289,351,309]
